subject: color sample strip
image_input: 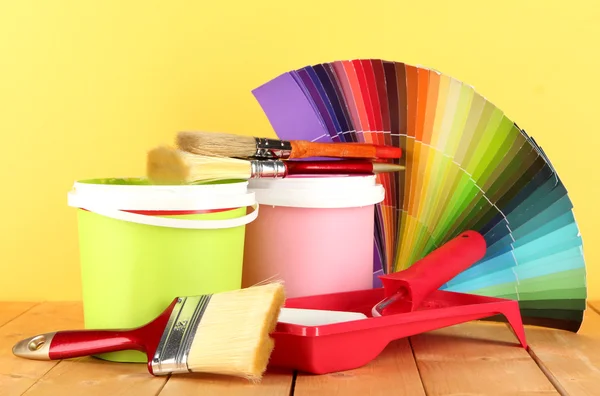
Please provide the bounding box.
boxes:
[319,63,357,142]
[310,63,391,276]
[361,59,394,272]
[252,72,331,142]
[252,59,587,332]
[331,61,361,143]
[296,68,340,142]
[368,59,394,267]
[342,61,388,271]
[313,64,352,142]
[393,62,408,273]
[396,64,420,269]
[352,60,377,143]
[353,60,387,265]
[332,62,388,274]
[382,61,399,273]
[401,66,432,265]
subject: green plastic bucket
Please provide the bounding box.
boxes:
[67,177,258,363]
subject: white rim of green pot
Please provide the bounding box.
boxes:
[78,203,259,229]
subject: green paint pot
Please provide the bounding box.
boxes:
[68,178,258,363]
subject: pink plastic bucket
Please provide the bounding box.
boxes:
[242,175,384,298]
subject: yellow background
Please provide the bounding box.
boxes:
[1,1,598,301]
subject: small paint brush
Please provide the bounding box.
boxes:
[147,146,405,185]
[177,130,402,160]
[12,283,285,381]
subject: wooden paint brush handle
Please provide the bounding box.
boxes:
[289,140,401,160]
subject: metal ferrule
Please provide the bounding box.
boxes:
[254,137,292,159]
[151,295,211,375]
[250,159,287,179]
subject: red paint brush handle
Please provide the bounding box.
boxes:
[12,329,145,360]
[284,160,376,175]
[378,231,487,313]
[289,141,402,159]
[51,330,147,359]
[13,298,178,362]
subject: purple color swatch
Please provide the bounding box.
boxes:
[252,72,331,143]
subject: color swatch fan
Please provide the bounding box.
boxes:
[252,59,586,332]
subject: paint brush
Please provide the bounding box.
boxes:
[12,283,285,381]
[147,146,405,185]
[176,130,402,160]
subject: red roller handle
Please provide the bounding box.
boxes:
[377,231,487,314]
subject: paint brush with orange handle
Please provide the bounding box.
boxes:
[177,130,402,160]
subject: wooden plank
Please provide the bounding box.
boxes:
[523,302,600,395]
[293,339,426,396]
[0,301,167,396]
[0,302,83,396]
[0,302,38,328]
[18,301,168,396]
[410,320,559,395]
[2,301,599,395]
[22,357,167,396]
[158,368,293,396]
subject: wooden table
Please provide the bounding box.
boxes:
[1,301,599,395]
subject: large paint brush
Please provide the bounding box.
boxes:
[177,130,402,160]
[147,146,405,184]
[12,283,285,381]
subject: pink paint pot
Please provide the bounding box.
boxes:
[242,175,384,298]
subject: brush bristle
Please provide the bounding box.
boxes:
[177,131,258,158]
[186,282,286,382]
[147,146,252,184]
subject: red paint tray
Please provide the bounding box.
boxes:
[269,287,527,374]
[267,231,528,375]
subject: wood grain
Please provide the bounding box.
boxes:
[22,357,167,396]
[0,302,37,328]
[2,302,600,396]
[10,301,168,396]
[158,368,293,396]
[522,302,600,396]
[410,320,559,395]
[0,302,82,396]
[293,339,426,396]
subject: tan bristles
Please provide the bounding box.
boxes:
[147,146,252,184]
[177,131,258,158]
[187,282,286,382]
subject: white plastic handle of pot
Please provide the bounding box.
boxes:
[81,203,259,229]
